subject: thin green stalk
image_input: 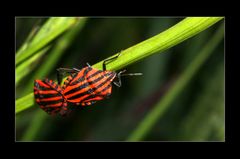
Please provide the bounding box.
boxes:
[16,22,41,55]
[16,17,79,66]
[127,23,224,141]
[177,64,224,140]
[93,17,223,71]
[21,18,87,95]
[16,18,87,113]
[16,18,82,88]
[16,17,223,114]
[19,18,88,141]
[16,46,50,85]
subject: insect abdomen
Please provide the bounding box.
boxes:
[62,67,116,106]
[34,79,64,115]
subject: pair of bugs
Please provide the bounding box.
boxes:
[34,53,142,116]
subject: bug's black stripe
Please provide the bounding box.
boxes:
[69,67,93,86]
[39,99,63,106]
[91,73,114,90]
[34,81,50,91]
[69,76,85,86]
[34,93,40,100]
[38,93,62,98]
[44,79,52,85]
[86,70,102,80]
[35,80,55,91]
[43,79,59,90]
[88,74,108,86]
[34,85,52,91]
[82,84,112,102]
[64,74,105,96]
[45,80,64,93]
[64,82,89,96]
[65,74,105,96]
[81,94,106,103]
[69,69,102,87]
[97,78,113,91]
[67,75,114,100]
[82,95,102,102]
[99,83,112,93]
[84,66,93,75]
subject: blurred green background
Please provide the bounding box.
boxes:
[16,17,224,141]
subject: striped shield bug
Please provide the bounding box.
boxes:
[57,53,142,107]
[34,79,70,116]
[34,53,142,116]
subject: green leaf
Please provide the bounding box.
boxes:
[16,93,34,114]
[16,46,50,85]
[21,18,88,96]
[17,18,88,141]
[16,17,79,66]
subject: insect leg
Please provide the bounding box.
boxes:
[73,68,81,71]
[86,63,91,67]
[113,70,143,87]
[103,52,121,71]
[56,68,80,85]
[113,70,126,87]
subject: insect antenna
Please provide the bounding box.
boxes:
[120,72,143,76]
[113,70,142,87]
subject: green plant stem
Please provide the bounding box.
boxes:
[21,18,87,96]
[19,18,88,141]
[126,23,224,141]
[16,17,79,66]
[93,17,223,71]
[16,17,223,114]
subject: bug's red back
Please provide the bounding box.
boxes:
[34,79,68,116]
[62,66,116,106]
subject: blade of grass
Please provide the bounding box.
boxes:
[93,17,223,71]
[19,18,88,141]
[177,64,224,141]
[16,19,87,113]
[16,21,41,55]
[21,18,87,96]
[16,93,34,114]
[16,17,79,66]
[126,23,224,141]
[16,18,73,86]
[16,46,50,85]
[16,17,223,114]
